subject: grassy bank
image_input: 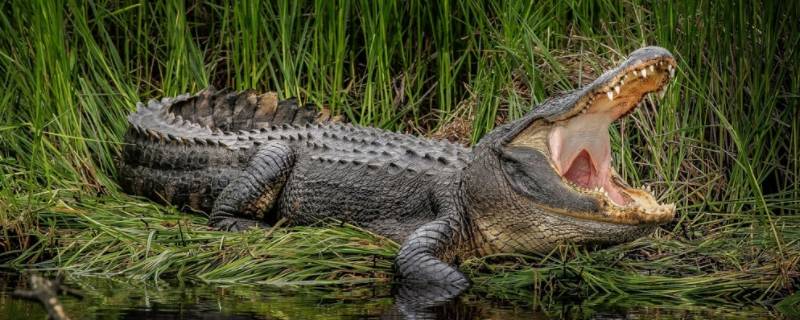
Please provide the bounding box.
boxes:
[1,0,798,313]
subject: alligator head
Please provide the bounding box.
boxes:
[464,46,677,255]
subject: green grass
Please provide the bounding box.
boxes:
[0,0,798,314]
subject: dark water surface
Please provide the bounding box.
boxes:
[0,272,785,319]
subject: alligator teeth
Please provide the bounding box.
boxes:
[649,65,655,73]
[614,85,621,94]
[641,68,647,78]
[619,79,625,85]
[658,86,667,99]
[607,91,614,101]
[668,65,675,78]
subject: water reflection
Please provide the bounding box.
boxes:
[0,273,783,319]
[387,280,473,319]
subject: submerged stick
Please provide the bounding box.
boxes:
[13,274,77,320]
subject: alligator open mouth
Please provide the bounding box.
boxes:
[548,53,677,225]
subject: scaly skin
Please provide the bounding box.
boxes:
[120,47,679,293]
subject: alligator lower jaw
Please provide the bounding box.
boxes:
[557,173,676,226]
[549,57,677,225]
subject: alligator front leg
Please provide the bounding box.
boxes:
[210,142,294,231]
[394,213,470,289]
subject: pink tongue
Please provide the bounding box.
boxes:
[603,178,628,205]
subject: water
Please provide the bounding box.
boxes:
[0,272,785,319]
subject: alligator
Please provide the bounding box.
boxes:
[119,46,677,288]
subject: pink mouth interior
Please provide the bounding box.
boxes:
[549,110,629,206]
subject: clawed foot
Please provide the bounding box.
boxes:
[211,218,270,232]
[395,264,470,291]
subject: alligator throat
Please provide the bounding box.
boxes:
[549,109,626,205]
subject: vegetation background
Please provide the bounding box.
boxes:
[0,0,798,317]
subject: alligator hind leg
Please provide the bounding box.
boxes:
[210,142,295,231]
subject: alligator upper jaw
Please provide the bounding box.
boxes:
[547,53,677,225]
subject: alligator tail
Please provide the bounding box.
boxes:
[120,87,320,213]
